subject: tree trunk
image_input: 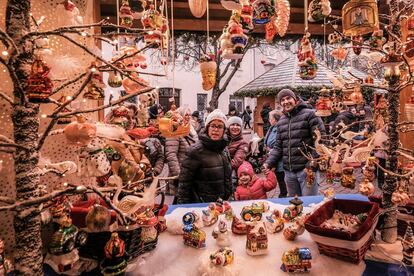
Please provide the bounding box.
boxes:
[6,1,44,274]
[12,105,43,276]
[381,86,399,243]
[209,86,221,109]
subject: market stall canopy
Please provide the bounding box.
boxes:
[100,0,350,35]
[234,53,381,98]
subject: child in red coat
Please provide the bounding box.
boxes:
[234,161,277,200]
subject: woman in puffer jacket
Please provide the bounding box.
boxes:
[234,161,277,200]
[227,116,248,189]
[165,107,198,194]
[177,109,232,204]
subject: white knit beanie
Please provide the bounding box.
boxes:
[227,116,243,127]
[205,109,228,127]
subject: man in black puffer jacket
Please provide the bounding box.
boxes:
[263,89,325,196]
[177,109,232,204]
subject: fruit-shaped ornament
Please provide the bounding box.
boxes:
[352,35,363,55]
[381,50,403,85]
[275,0,290,37]
[304,167,315,187]
[100,233,128,276]
[342,0,379,37]
[120,0,134,27]
[26,57,53,103]
[83,62,105,100]
[297,32,318,80]
[188,0,207,18]
[308,0,331,22]
[315,87,332,117]
[199,54,217,91]
[108,71,123,88]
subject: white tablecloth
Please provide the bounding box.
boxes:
[129,200,366,276]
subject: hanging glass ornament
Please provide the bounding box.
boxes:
[342,0,379,37]
[83,62,105,100]
[381,51,403,85]
[188,0,207,18]
[199,54,217,91]
[120,0,134,27]
[297,32,318,80]
[315,87,332,117]
[308,0,331,22]
[350,84,364,105]
[352,35,363,55]
[275,0,290,37]
[27,57,53,103]
[107,71,123,88]
[331,45,348,61]
[252,0,275,25]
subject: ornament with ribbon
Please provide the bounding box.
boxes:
[83,62,105,100]
[26,57,53,103]
[308,0,331,22]
[297,32,318,80]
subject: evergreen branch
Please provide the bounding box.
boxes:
[55,86,154,118]
[0,91,14,105]
[50,72,87,96]
[37,73,92,151]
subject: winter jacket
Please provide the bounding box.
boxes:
[143,138,164,176]
[265,101,326,172]
[227,133,248,171]
[165,131,197,177]
[264,124,283,172]
[176,132,232,204]
[194,117,205,134]
[234,162,277,200]
[334,111,358,132]
[261,106,272,135]
[242,109,252,122]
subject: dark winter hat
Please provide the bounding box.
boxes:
[277,89,297,103]
[192,111,200,118]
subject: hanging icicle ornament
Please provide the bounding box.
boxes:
[251,0,275,25]
[297,32,318,80]
[188,0,207,18]
[308,0,331,22]
[26,57,53,103]
[199,54,217,91]
[342,0,379,37]
[83,62,105,100]
[120,0,134,27]
[275,0,290,37]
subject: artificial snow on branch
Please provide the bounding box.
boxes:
[50,72,87,96]
[0,91,14,105]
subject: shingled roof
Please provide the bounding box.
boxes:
[234,54,380,98]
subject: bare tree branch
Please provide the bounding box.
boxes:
[55,86,154,118]
[220,60,235,79]
[0,58,25,104]
[0,27,19,54]
[50,72,87,96]
[0,91,14,105]
[0,196,14,204]
[37,73,92,151]
[0,143,29,151]
[0,135,14,144]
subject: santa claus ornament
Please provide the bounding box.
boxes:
[26,57,53,103]
[297,32,318,80]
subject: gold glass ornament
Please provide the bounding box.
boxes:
[342,0,379,37]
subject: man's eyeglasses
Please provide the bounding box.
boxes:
[209,124,225,130]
